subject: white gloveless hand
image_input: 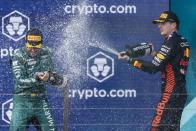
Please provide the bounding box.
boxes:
[118,51,130,61]
[38,72,49,81]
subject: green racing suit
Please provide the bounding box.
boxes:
[10,47,57,131]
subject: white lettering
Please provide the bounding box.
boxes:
[64,4,137,14]
[0,47,19,59]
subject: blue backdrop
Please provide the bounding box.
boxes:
[0,0,169,131]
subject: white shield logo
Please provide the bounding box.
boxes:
[87,52,114,83]
[2,10,30,41]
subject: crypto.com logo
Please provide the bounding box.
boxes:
[87,51,114,83]
[2,98,13,124]
[2,10,30,41]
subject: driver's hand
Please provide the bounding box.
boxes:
[118,51,130,61]
[37,71,49,81]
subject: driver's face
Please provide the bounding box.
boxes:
[158,22,176,37]
[27,47,40,57]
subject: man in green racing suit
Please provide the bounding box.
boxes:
[9,28,67,131]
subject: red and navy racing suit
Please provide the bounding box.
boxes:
[129,32,190,131]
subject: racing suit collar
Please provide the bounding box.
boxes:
[166,31,178,40]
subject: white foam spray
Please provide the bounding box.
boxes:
[89,41,119,56]
[55,0,119,87]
